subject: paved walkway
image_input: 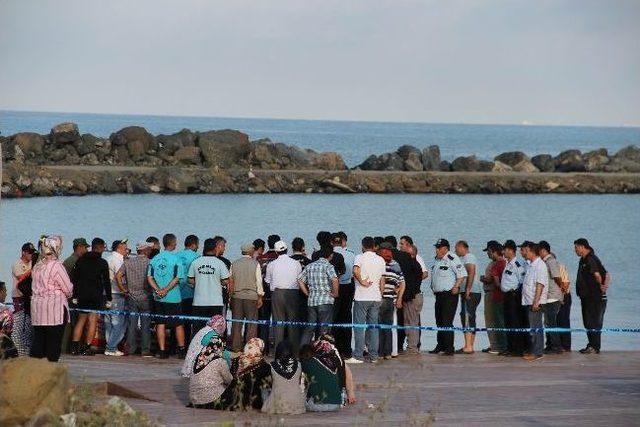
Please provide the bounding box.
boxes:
[64,351,640,426]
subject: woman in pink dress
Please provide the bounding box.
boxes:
[30,235,73,362]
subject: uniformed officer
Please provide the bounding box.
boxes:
[429,238,467,355]
[501,239,527,356]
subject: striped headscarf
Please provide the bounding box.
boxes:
[37,235,63,262]
[237,337,265,376]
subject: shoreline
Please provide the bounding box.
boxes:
[3,164,640,197]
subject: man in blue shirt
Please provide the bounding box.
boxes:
[176,235,199,342]
[147,233,186,359]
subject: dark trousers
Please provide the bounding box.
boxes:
[258,296,272,355]
[543,301,562,351]
[231,298,259,352]
[503,290,526,355]
[434,291,458,352]
[332,281,355,358]
[379,298,395,357]
[181,298,194,344]
[192,305,224,335]
[396,308,405,353]
[557,294,572,351]
[271,289,301,353]
[31,319,67,362]
[581,296,604,351]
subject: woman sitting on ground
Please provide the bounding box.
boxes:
[187,335,233,408]
[182,315,229,378]
[262,341,306,415]
[214,337,272,411]
[0,307,19,360]
[300,334,356,411]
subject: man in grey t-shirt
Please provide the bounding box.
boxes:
[539,241,564,354]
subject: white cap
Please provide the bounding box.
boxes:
[274,240,287,252]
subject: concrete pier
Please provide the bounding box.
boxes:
[64,351,640,426]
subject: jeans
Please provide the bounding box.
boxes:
[353,300,380,360]
[332,281,355,358]
[127,296,151,353]
[434,291,458,352]
[543,301,562,351]
[527,306,544,356]
[460,293,481,333]
[105,294,127,352]
[557,293,572,351]
[403,293,423,352]
[302,304,334,345]
[581,296,604,351]
[378,298,395,357]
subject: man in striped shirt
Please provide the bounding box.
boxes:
[379,243,405,359]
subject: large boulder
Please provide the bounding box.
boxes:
[495,151,539,173]
[583,148,610,171]
[12,133,45,159]
[357,152,404,171]
[357,154,384,170]
[50,122,80,145]
[311,152,347,170]
[1,136,16,162]
[451,155,480,172]
[614,145,640,163]
[73,134,98,156]
[110,126,157,160]
[491,160,513,172]
[173,146,202,166]
[397,145,423,171]
[198,129,251,168]
[0,358,69,425]
[531,154,555,172]
[157,129,197,155]
[554,149,586,172]
[422,145,441,171]
[477,160,495,172]
[250,139,314,170]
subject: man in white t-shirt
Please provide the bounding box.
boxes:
[519,241,549,361]
[347,236,386,364]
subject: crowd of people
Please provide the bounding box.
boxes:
[0,230,610,411]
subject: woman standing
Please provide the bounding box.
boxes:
[30,236,73,362]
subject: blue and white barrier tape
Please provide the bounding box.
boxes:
[68,308,640,334]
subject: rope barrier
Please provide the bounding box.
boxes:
[68,308,640,334]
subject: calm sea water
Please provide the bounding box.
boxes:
[2,110,639,166]
[1,193,638,350]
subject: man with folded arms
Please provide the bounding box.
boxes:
[519,241,549,362]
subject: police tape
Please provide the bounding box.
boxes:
[67,308,640,334]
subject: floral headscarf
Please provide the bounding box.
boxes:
[37,235,63,262]
[206,314,226,336]
[312,334,343,374]
[193,335,224,375]
[237,337,265,376]
[0,308,13,336]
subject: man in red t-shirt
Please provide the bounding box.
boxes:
[480,240,507,354]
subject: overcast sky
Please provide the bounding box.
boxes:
[1,0,638,126]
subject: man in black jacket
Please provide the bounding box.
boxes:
[70,238,111,356]
[312,231,346,277]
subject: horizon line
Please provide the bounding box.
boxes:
[1,108,639,130]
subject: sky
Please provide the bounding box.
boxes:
[0,0,639,126]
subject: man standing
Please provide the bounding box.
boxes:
[429,239,467,356]
[455,241,482,354]
[378,244,405,359]
[257,234,280,354]
[70,238,111,356]
[63,238,89,275]
[176,235,199,342]
[266,240,303,352]
[229,243,264,352]
[348,236,386,364]
[188,238,230,331]
[497,240,525,356]
[403,245,424,355]
[11,242,35,306]
[520,241,549,361]
[117,242,153,357]
[147,233,187,359]
[400,236,429,280]
[538,241,564,354]
[290,237,312,268]
[298,246,339,345]
[213,236,232,313]
[574,238,607,354]
[332,232,356,358]
[104,239,129,356]
[312,231,346,278]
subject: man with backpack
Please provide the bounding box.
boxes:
[574,238,608,354]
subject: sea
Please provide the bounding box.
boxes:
[1,111,639,350]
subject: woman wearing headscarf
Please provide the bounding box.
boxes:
[0,307,18,359]
[182,314,228,378]
[187,335,233,408]
[301,334,356,411]
[262,341,305,414]
[214,337,272,411]
[30,235,74,362]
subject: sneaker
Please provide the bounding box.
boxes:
[344,357,364,364]
[383,356,392,360]
[428,347,443,355]
[70,342,80,356]
[523,354,544,362]
[104,350,124,357]
[80,344,95,356]
[488,349,501,355]
[141,351,153,358]
[481,347,491,353]
[579,346,599,354]
[369,358,379,364]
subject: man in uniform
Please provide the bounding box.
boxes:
[499,240,526,356]
[429,239,467,356]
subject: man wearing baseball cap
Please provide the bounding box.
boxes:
[499,239,526,356]
[63,238,90,275]
[265,240,303,352]
[11,242,36,304]
[429,238,467,356]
